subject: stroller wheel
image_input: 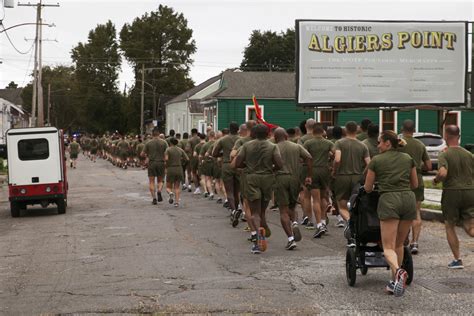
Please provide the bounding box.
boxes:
[402,246,414,285]
[346,248,357,286]
[361,266,368,275]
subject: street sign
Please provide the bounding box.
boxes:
[296,20,468,107]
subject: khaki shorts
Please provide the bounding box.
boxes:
[148,161,165,178]
[441,189,474,224]
[334,174,362,201]
[244,173,275,202]
[308,167,330,190]
[167,166,184,183]
[377,191,417,221]
[275,174,300,208]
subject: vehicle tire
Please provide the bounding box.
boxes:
[57,198,66,215]
[346,248,357,286]
[402,246,414,285]
[10,201,20,218]
[361,266,368,275]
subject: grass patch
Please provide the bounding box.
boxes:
[424,180,442,190]
[421,202,442,211]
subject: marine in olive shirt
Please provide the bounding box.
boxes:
[362,124,380,159]
[143,128,168,204]
[333,121,370,222]
[165,137,189,207]
[274,128,312,250]
[235,124,283,254]
[399,119,432,254]
[434,125,474,269]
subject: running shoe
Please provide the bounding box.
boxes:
[301,216,309,226]
[393,268,408,297]
[248,234,257,243]
[204,192,209,198]
[336,219,346,228]
[292,222,302,242]
[182,184,187,190]
[223,200,229,208]
[240,212,247,222]
[174,202,179,208]
[188,185,192,192]
[384,281,395,295]
[410,243,419,255]
[322,223,328,233]
[243,226,251,232]
[343,223,352,240]
[285,240,297,250]
[270,204,278,211]
[216,198,223,204]
[193,188,201,195]
[447,259,464,269]
[346,238,356,248]
[313,226,325,238]
[157,192,163,202]
[70,162,73,167]
[232,209,242,227]
[209,193,214,200]
[168,192,174,204]
[152,198,157,205]
[251,243,261,254]
[258,227,267,252]
[305,222,315,230]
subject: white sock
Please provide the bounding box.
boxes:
[251,231,257,236]
[293,221,298,225]
[321,219,326,225]
[317,223,322,228]
[288,236,295,242]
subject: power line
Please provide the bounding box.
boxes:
[0,22,35,54]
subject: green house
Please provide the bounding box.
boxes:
[201,70,473,146]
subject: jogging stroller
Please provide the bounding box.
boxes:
[345,184,414,287]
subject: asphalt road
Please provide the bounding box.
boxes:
[0,156,472,314]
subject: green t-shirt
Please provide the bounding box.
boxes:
[298,133,313,145]
[187,136,200,153]
[356,132,368,141]
[335,138,369,175]
[438,147,474,190]
[165,146,188,167]
[117,140,129,152]
[233,136,252,151]
[143,138,168,162]
[90,139,99,149]
[277,141,311,175]
[136,143,145,155]
[368,149,415,193]
[194,142,205,161]
[69,142,80,154]
[200,140,215,159]
[178,139,188,151]
[363,137,379,159]
[213,134,239,163]
[399,135,429,174]
[237,139,281,175]
[304,136,335,168]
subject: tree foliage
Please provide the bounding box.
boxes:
[6,81,18,89]
[120,5,196,131]
[240,29,295,72]
[71,20,123,133]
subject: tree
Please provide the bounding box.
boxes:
[6,81,18,89]
[71,20,123,133]
[120,5,197,131]
[240,29,295,72]
[21,66,79,131]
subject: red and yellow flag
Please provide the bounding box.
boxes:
[252,95,278,130]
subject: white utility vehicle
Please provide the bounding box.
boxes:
[6,127,68,217]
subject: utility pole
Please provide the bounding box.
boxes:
[18,0,60,127]
[47,83,51,126]
[140,64,145,137]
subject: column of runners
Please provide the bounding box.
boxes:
[68,118,473,297]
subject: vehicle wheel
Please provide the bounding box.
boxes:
[346,248,357,286]
[402,246,414,285]
[57,198,66,215]
[10,202,20,218]
[361,266,368,275]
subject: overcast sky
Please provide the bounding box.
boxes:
[0,0,472,90]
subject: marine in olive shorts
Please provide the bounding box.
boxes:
[434,125,474,269]
[143,128,168,204]
[235,124,283,254]
[165,138,189,207]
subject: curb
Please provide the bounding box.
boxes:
[421,208,444,223]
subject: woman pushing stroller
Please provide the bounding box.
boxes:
[364,130,418,297]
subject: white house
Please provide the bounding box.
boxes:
[0,98,29,144]
[165,74,221,135]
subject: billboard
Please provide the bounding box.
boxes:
[296,20,468,107]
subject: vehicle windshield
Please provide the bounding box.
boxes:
[415,136,443,147]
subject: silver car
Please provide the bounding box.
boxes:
[412,132,447,170]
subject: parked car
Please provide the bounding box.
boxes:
[412,132,446,170]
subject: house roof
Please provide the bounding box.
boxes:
[165,74,221,105]
[214,71,295,99]
[0,88,24,106]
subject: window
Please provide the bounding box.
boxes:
[246,105,264,122]
[319,110,335,129]
[18,138,49,161]
[381,110,395,131]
